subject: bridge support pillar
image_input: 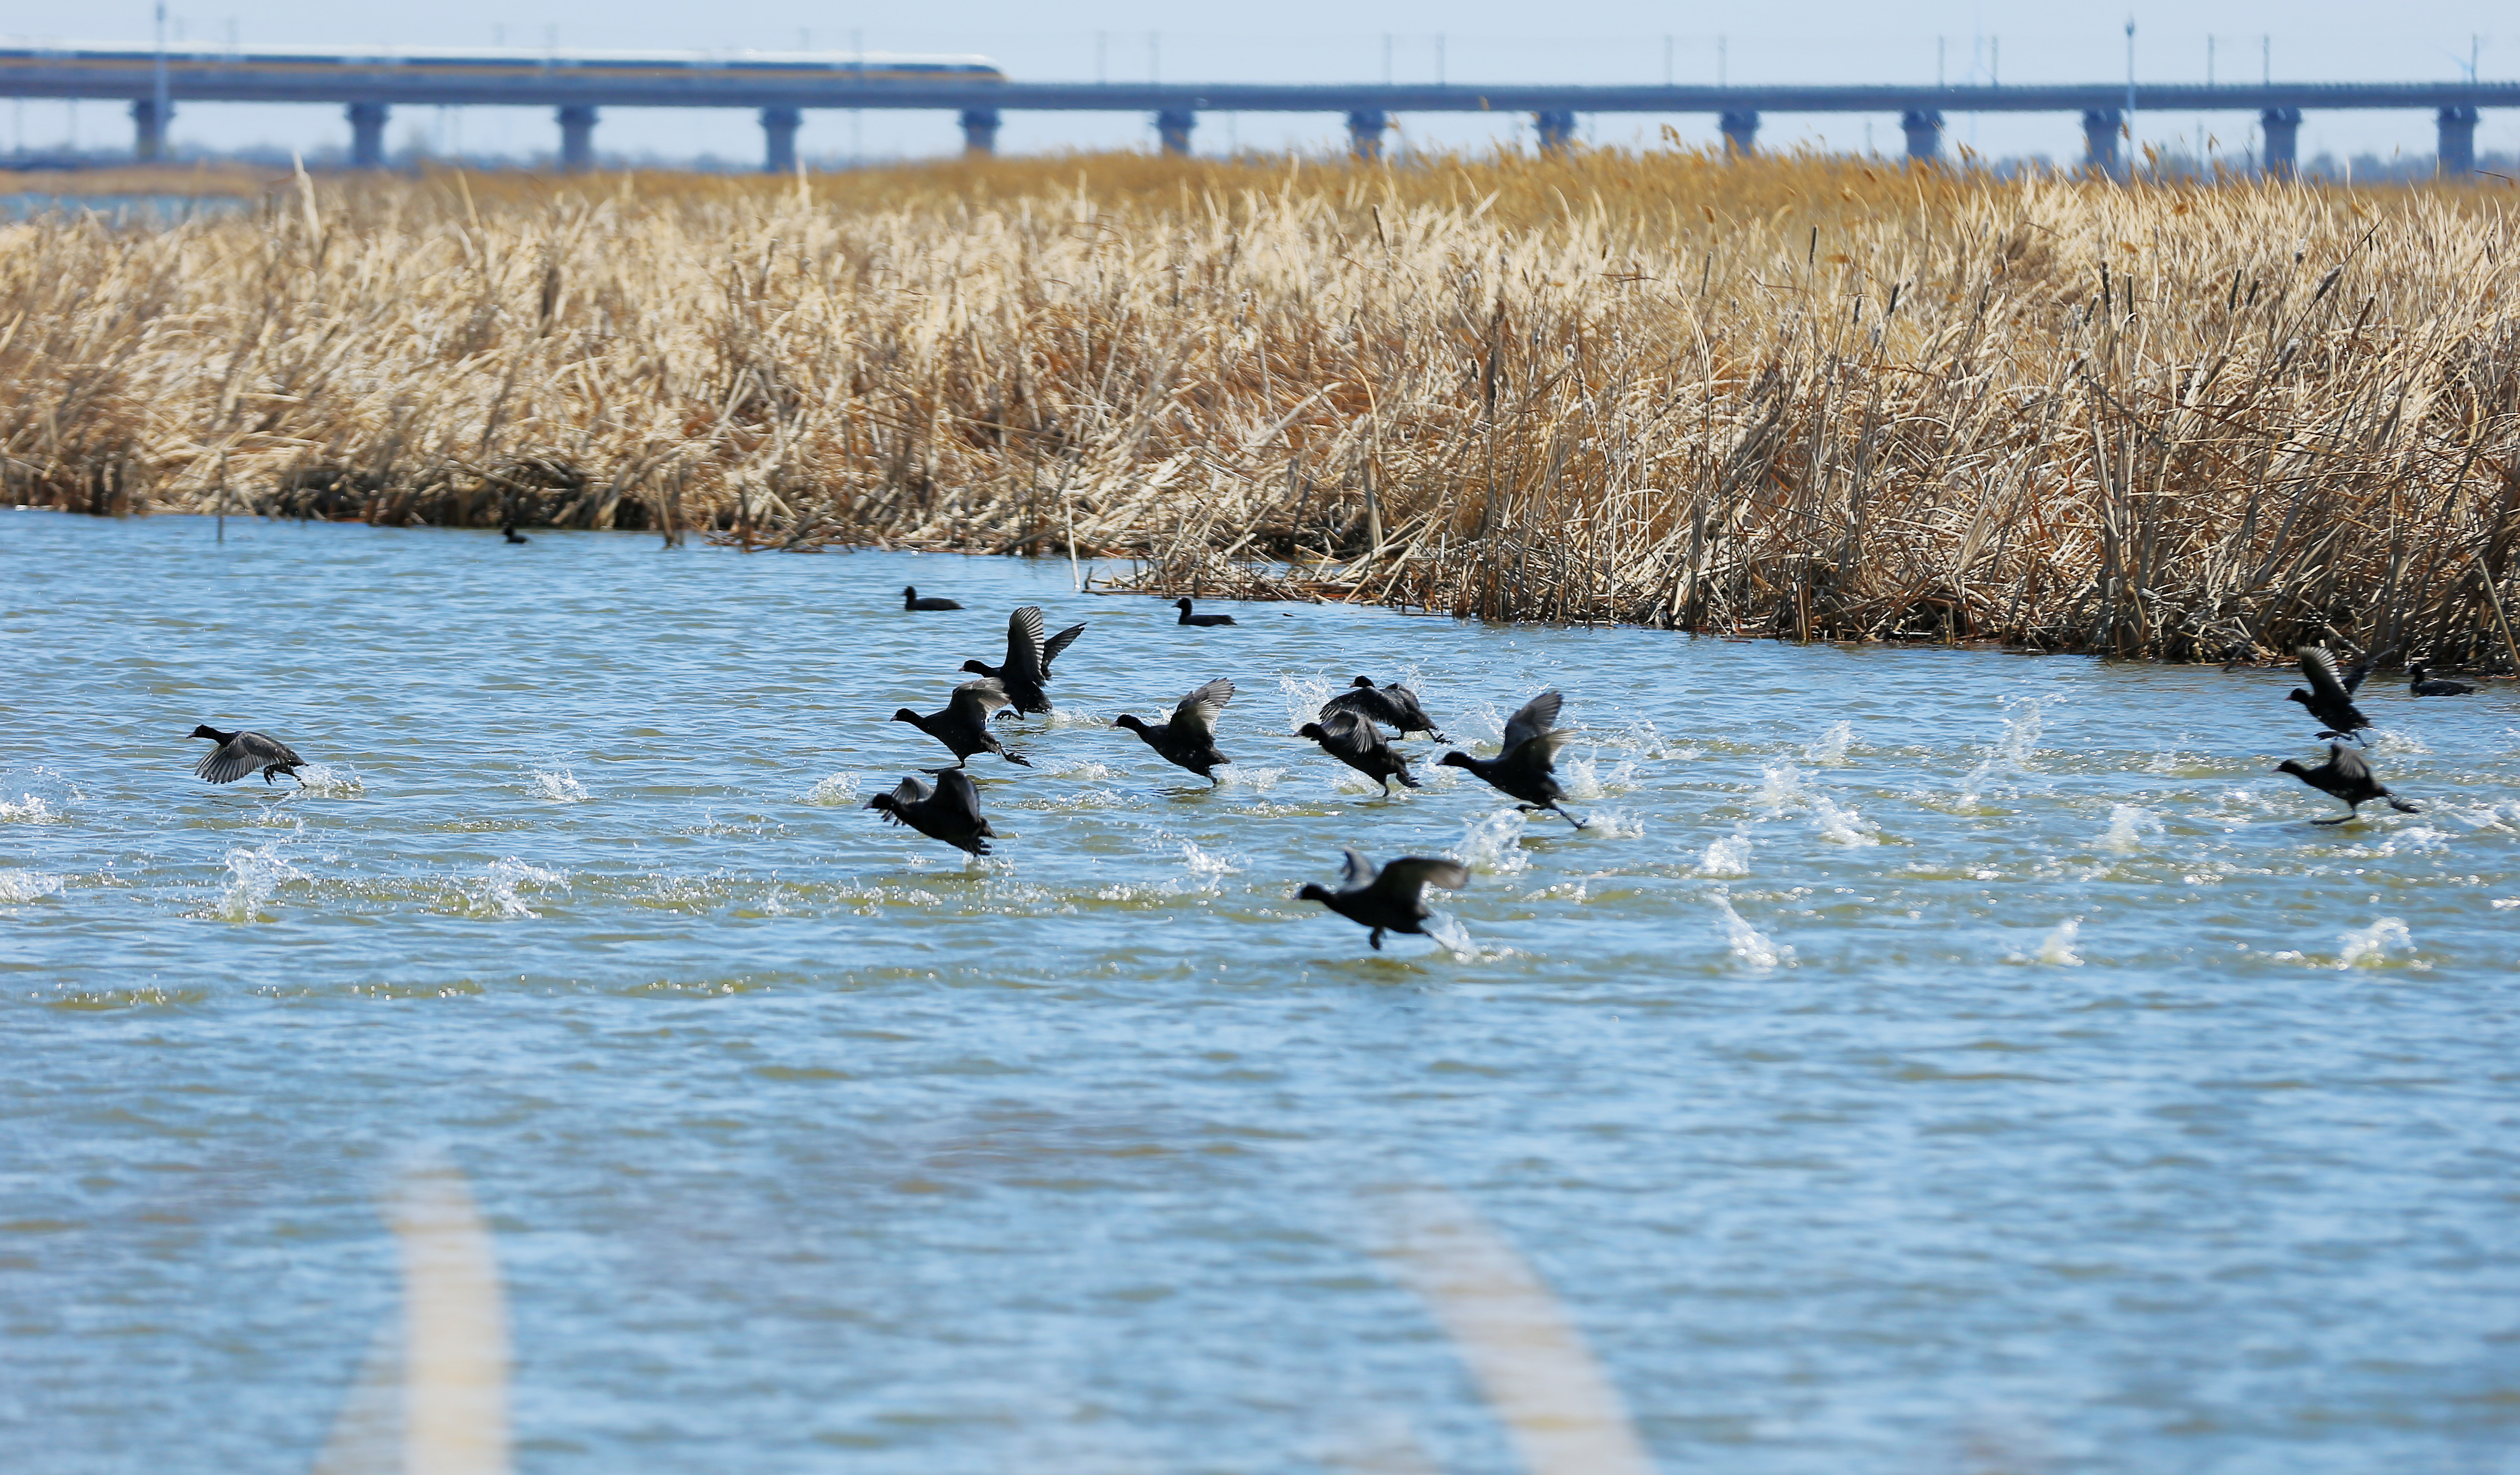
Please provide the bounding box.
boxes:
[1347,109,1388,161]
[1900,109,1943,162]
[760,107,801,173]
[346,102,389,170]
[2259,107,2300,179]
[1719,109,1758,157]
[1155,108,1195,155]
[2439,105,2480,177]
[1532,109,1576,154]
[131,99,170,162]
[960,108,1001,156]
[556,104,597,172]
[2081,108,2122,177]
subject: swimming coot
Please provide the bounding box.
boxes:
[2409,664,2478,697]
[903,586,963,611]
[1321,675,1447,740]
[1174,597,1237,627]
[2275,743,2421,824]
[500,522,529,545]
[1114,677,1235,781]
[1297,850,1470,951]
[865,768,997,855]
[1435,689,1585,827]
[891,679,1031,767]
[189,726,306,786]
[1297,711,1420,794]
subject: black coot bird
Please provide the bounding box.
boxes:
[190,725,305,786]
[1115,677,1234,782]
[961,605,1087,717]
[2275,744,2421,824]
[1174,597,1237,627]
[1321,675,1447,740]
[903,586,963,611]
[891,679,1031,767]
[2409,664,2478,697]
[1297,711,1420,794]
[865,768,997,855]
[1297,850,1470,951]
[500,522,529,545]
[1436,689,1585,827]
[2287,646,2375,741]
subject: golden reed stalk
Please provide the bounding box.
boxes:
[5,152,2516,666]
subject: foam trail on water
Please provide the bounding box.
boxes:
[1715,895,1790,970]
[2337,917,2412,969]
[0,794,65,824]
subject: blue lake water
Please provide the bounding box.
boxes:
[3,508,2517,1472]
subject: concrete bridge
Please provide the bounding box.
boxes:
[3,43,2510,177]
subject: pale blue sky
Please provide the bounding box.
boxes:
[7,2,2510,167]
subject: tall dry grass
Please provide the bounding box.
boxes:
[7,152,2519,667]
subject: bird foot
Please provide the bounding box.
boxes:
[2311,815,2354,826]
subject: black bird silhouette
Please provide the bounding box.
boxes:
[1297,711,1420,794]
[865,768,997,855]
[891,678,1030,767]
[500,522,529,545]
[903,585,963,611]
[2287,646,2374,741]
[2409,664,2479,697]
[1297,849,1470,951]
[961,606,1087,717]
[1436,689,1585,827]
[189,725,305,786]
[2275,743,2421,824]
[1321,675,1447,740]
[1174,597,1237,627]
[1115,677,1234,781]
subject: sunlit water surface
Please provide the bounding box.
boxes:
[5,511,2518,1473]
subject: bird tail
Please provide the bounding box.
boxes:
[2388,795,2423,814]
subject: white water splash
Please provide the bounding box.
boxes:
[1700,830,1752,877]
[1453,810,1531,875]
[1174,838,1240,883]
[1805,721,1855,765]
[1560,756,1638,801]
[2037,919,2085,966]
[1811,796,1879,846]
[0,869,63,903]
[1714,895,1791,970]
[1277,672,1339,733]
[802,772,862,806]
[467,858,567,920]
[529,768,591,803]
[1214,764,1285,794]
[292,763,365,798]
[2098,804,2162,853]
[211,841,306,922]
[1579,806,1647,839]
[1754,763,1809,817]
[2337,917,2413,969]
[1962,693,2062,798]
[0,794,65,824]
[1421,911,1478,958]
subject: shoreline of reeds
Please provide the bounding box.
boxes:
[8,152,2518,671]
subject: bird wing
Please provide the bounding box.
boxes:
[950,678,1013,721]
[1338,848,1379,891]
[2327,743,2374,785]
[1515,726,1577,767]
[2341,645,2393,693]
[1040,622,1087,675]
[1386,685,1438,728]
[1003,606,1047,683]
[2297,647,2353,704]
[1378,857,1469,899]
[1171,677,1235,740]
[885,773,939,808]
[934,768,987,823]
[193,743,257,784]
[1500,689,1564,753]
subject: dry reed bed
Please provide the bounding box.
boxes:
[6,155,2518,667]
